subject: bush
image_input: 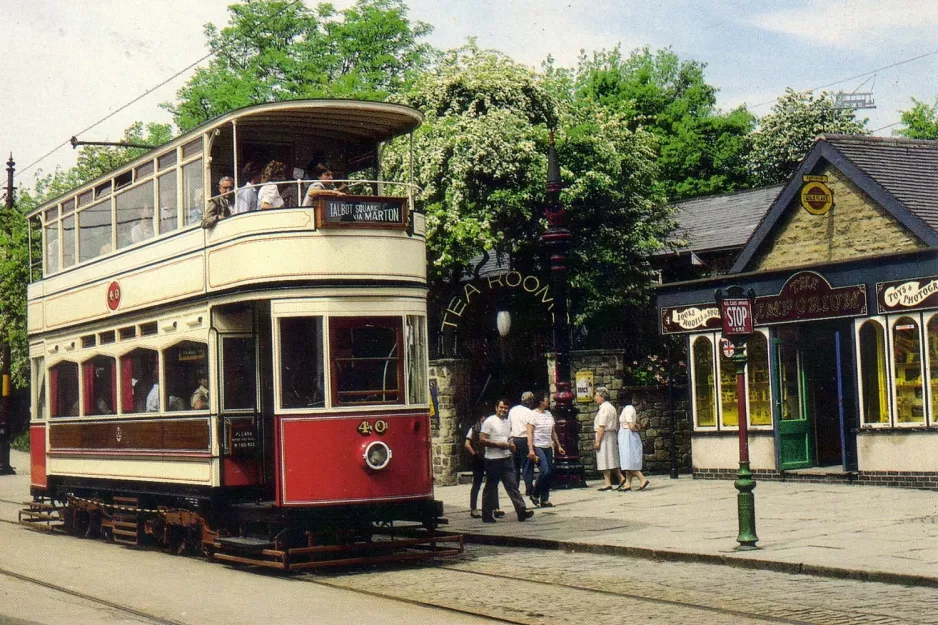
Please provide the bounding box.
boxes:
[10,429,29,452]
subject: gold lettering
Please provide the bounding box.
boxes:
[487,274,504,288]
[534,284,553,305]
[446,297,468,318]
[463,283,481,303]
[505,271,523,288]
[522,275,540,293]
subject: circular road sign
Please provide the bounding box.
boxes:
[800,182,833,215]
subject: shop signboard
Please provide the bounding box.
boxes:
[575,370,594,403]
[660,304,722,335]
[753,271,866,325]
[876,275,938,313]
[800,175,833,216]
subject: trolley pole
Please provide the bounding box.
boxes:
[541,132,585,488]
[715,286,757,550]
[0,155,15,475]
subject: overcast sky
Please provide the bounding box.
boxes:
[4,0,938,188]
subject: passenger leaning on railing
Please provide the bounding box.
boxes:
[202,177,234,229]
[302,163,346,206]
[258,160,286,210]
[234,162,260,214]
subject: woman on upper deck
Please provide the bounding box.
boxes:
[258,160,286,210]
[302,163,346,207]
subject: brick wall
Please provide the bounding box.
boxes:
[428,359,470,486]
[755,166,925,272]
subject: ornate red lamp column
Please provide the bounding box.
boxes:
[542,133,586,488]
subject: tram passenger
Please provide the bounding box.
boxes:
[191,372,209,410]
[202,176,234,229]
[187,185,204,224]
[302,163,346,206]
[130,204,155,243]
[234,162,260,214]
[258,160,286,210]
[145,375,160,412]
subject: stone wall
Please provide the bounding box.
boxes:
[549,350,692,476]
[428,359,470,486]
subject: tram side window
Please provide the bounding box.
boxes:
[406,315,428,405]
[279,317,325,409]
[120,348,159,413]
[893,317,924,424]
[83,356,116,416]
[44,221,59,275]
[116,181,155,249]
[78,199,113,262]
[62,215,76,268]
[158,172,178,234]
[50,362,80,417]
[859,320,888,424]
[928,315,938,424]
[183,160,204,226]
[32,357,47,420]
[163,341,209,411]
[692,336,716,428]
[222,337,256,411]
[330,317,403,405]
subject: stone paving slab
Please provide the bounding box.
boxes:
[434,475,938,586]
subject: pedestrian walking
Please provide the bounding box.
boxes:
[464,413,501,518]
[526,390,565,507]
[508,391,536,496]
[618,397,650,491]
[593,386,626,491]
[480,399,534,523]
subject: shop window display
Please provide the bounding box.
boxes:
[718,338,739,427]
[747,332,772,426]
[859,320,889,425]
[692,336,716,427]
[928,315,938,424]
[893,317,924,424]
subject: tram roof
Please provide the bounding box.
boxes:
[28,99,423,218]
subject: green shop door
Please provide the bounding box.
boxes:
[773,333,813,470]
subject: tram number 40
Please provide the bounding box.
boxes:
[357,419,389,436]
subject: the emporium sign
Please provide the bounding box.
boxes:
[876,275,938,314]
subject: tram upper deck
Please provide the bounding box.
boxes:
[26,100,425,337]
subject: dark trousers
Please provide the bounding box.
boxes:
[469,456,498,510]
[511,437,534,495]
[482,457,526,521]
[531,447,554,502]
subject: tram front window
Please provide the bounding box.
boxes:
[279,317,325,409]
[330,317,402,405]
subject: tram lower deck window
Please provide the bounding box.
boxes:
[329,317,403,405]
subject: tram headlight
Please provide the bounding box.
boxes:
[363,441,392,471]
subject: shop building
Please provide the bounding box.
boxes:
[656,135,938,489]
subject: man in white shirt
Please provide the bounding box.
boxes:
[508,391,536,496]
[234,162,260,214]
[480,398,533,524]
[145,378,160,412]
[130,205,155,244]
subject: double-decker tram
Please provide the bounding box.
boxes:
[20,100,462,569]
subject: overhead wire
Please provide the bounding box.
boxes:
[14,0,303,182]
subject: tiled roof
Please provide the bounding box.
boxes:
[666,186,783,254]
[821,134,938,232]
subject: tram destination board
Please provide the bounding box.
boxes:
[315,195,407,230]
[720,298,753,336]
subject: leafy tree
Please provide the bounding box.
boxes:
[895,97,938,139]
[384,43,672,324]
[166,0,434,130]
[749,88,868,186]
[560,46,756,201]
[0,122,171,387]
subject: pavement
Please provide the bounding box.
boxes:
[434,470,938,588]
[4,449,937,588]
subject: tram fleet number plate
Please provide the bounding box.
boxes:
[357,420,389,436]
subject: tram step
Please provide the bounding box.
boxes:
[215,536,275,551]
[19,512,60,522]
[21,501,58,511]
[112,496,139,505]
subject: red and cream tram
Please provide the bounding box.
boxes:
[20,100,461,568]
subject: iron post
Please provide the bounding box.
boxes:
[541,132,585,488]
[0,155,15,475]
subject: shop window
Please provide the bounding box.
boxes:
[50,361,80,417]
[62,215,76,268]
[222,336,256,411]
[279,317,325,409]
[859,321,888,424]
[116,180,154,249]
[83,356,116,416]
[406,315,428,405]
[32,358,47,421]
[182,160,204,226]
[78,199,113,262]
[893,317,924,424]
[330,317,403,405]
[692,336,716,427]
[44,221,58,275]
[163,341,209,411]
[120,348,159,413]
[158,172,177,234]
[928,315,938,424]
[718,338,739,427]
[748,332,772,426]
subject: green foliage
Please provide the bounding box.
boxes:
[385,43,673,323]
[749,89,868,186]
[166,0,435,130]
[10,428,29,452]
[559,46,756,201]
[895,97,938,140]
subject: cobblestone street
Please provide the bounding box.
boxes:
[310,544,938,625]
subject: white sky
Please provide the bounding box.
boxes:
[3,0,938,189]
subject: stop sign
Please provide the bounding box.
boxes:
[720,297,753,336]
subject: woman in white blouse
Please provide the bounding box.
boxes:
[593,386,626,491]
[257,160,286,210]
